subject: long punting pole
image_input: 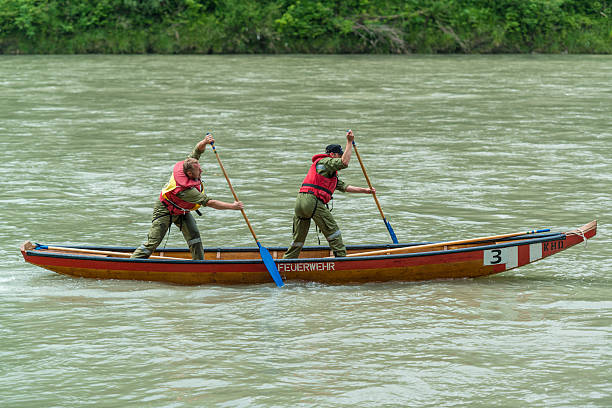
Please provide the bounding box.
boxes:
[30,243,186,260]
[350,133,398,244]
[209,136,284,287]
[346,228,551,258]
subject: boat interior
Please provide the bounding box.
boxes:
[21,229,573,261]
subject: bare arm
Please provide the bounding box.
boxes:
[341,130,354,166]
[345,186,375,194]
[205,200,244,210]
[189,133,215,159]
[196,133,214,152]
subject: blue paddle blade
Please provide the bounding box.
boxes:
[385,218,399,244]
[257,242,284,287]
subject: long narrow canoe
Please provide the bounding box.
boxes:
[21,220,596,285]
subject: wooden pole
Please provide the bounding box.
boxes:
[24,242,185,260]
[346,229,551,257]
[351,137,398,243]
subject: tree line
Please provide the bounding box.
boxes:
[1,0,610,54]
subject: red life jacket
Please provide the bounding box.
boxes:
[159,161,204,215]
[299,154,338,204]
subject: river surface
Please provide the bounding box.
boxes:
[1,55,610,407]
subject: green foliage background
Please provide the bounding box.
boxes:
[1,0,610,53]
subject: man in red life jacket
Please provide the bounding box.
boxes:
[131,134,243,260]
[283,130,375,259]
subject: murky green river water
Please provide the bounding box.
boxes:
[1,55,610,407]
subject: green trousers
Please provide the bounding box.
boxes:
[131,201,204,260]
[283,193,346,259]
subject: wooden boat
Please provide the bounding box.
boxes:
[20,220,596,285]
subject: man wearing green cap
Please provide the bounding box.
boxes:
[131,134,243,260]
[283,130,375,259]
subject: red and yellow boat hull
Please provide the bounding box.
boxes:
[21,221,596,285]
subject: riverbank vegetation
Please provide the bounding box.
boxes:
[1,0,610,54]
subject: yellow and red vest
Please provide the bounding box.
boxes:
[299,154,338,204]
[159,161,204,215]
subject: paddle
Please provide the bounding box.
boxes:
[345,228,551,257]
[208,136,284,287]
[350,132,398,244]
[30,242,186,260]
